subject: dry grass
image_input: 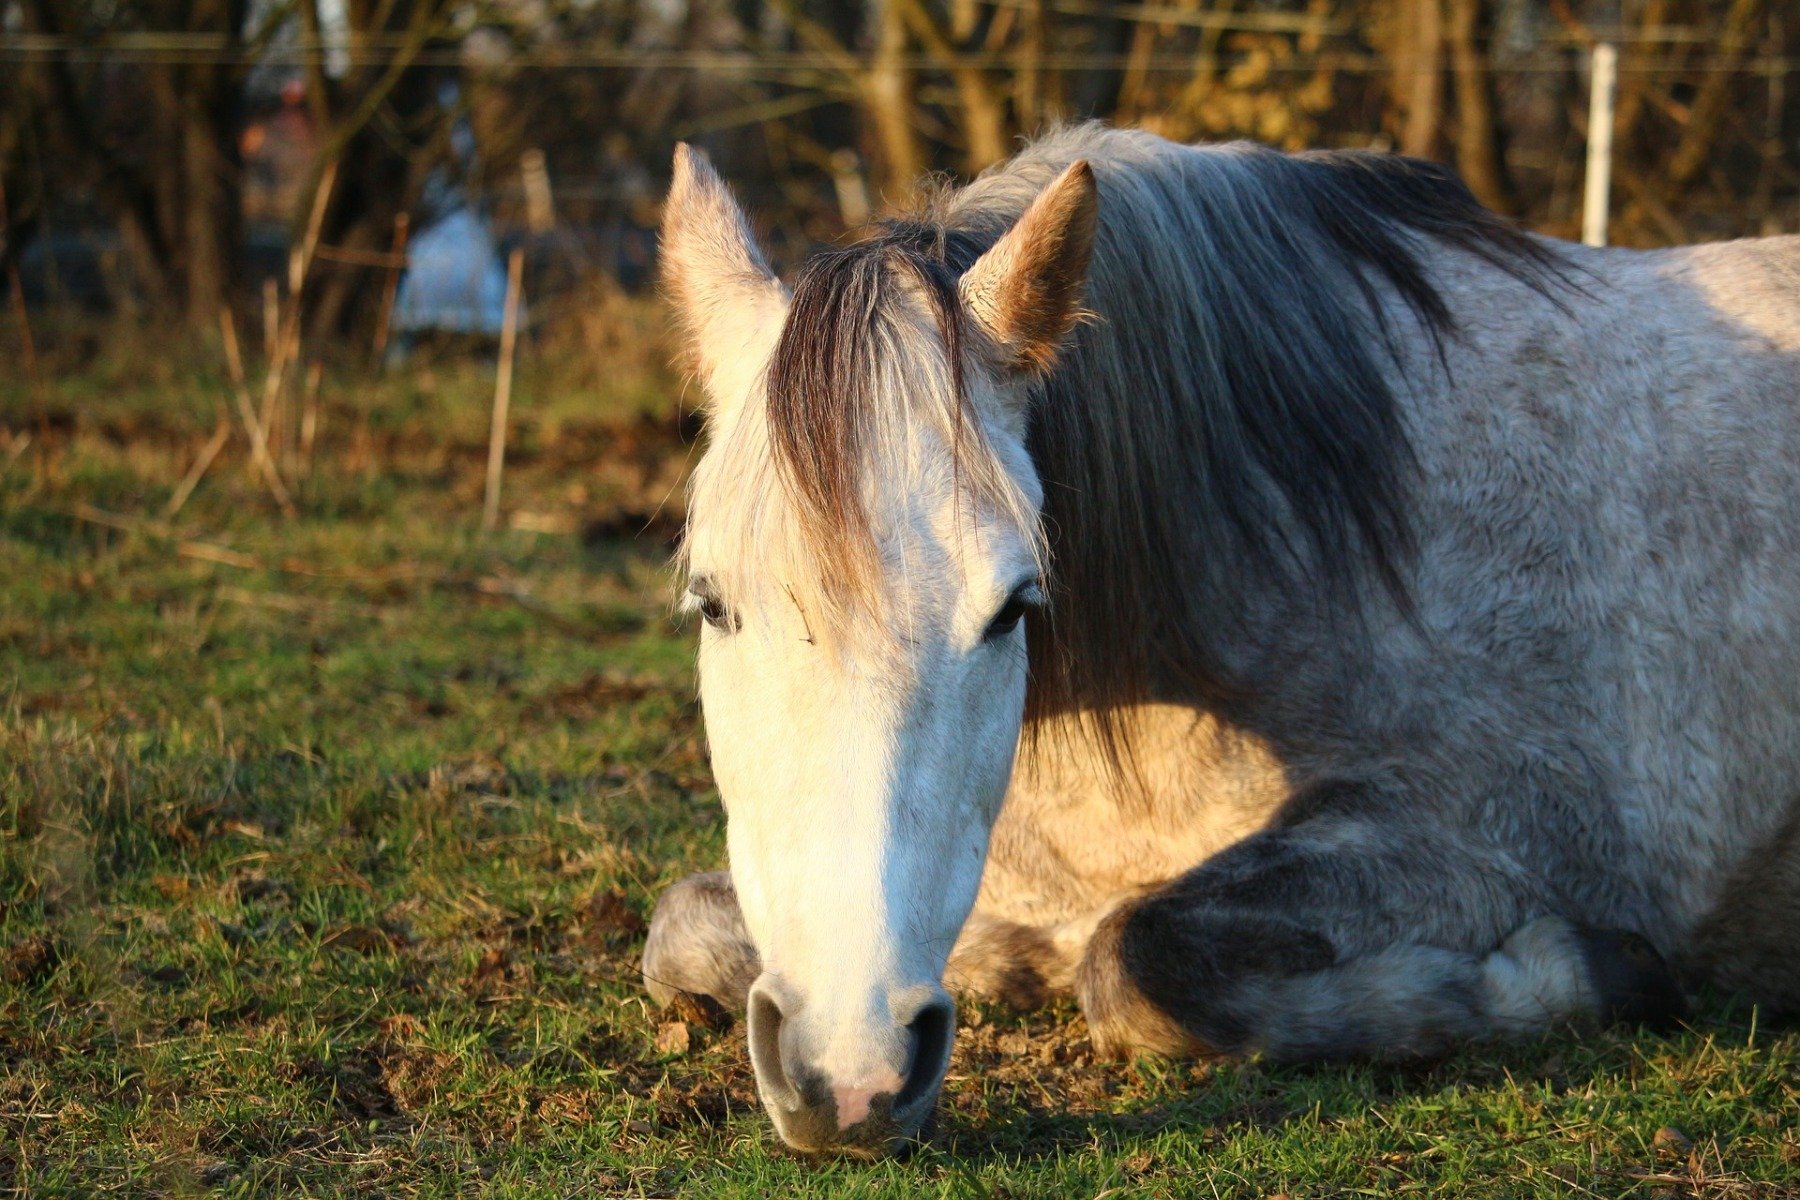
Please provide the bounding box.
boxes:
[1,328,1797,1198]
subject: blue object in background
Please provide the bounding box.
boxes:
[391,206,512,337]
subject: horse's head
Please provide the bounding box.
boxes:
[663,145,1095,1156]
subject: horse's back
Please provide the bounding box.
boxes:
[1411,233,1800,1000]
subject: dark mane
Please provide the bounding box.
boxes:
[760,125,1568,752]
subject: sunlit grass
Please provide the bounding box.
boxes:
[2,347,1795,1197]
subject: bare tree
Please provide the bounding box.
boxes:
[16,0,251,324]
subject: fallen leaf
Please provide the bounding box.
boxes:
[664,990,729,1031]
[323,925,392,955]
[378,1013,424,1040]
[585,889,647,938]
[655,1021,691,1055]
[473,946,511,983]
[2,934,58,985]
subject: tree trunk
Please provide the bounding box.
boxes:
[1400,0,1443,158]
[1017,0,1047,134]
[178,52,242,328]
[863,0,927,202]
[894,0,1010,173]
[302,0,448,337]
[1663,0,1763,193]
[1447,0,1513,213]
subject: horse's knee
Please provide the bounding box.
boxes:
[1483,916,1687,1032]
[641,871,760,1010]
[1077,904,1208,1058]
[1076,896,1335,1059]
[1084,887,1587,1061]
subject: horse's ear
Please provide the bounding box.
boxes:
[662,144,785,404]
[958,160,1097,376]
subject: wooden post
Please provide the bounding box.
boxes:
[483,247,526,533]
[1582,42,1618,248]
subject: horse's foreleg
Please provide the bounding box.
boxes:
[641,871,761,1010]
[1076,818,1686,1060]
[945,912,1093,1009]
[643,872,1086,1014]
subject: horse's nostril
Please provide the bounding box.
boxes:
[896,996,955,1112]
[747,983,798,1109]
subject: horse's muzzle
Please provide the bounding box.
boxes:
[745,975,955,1156]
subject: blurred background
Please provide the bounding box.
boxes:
[1,0,1795,347]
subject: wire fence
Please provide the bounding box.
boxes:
[2,35,1794,76]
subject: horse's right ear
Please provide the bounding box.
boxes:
[662,144,785,407]
[958,160,1098,377]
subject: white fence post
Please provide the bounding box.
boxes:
[1582,41,1619,248]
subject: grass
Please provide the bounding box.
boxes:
[2,328,1797,1198]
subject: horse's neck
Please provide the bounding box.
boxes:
[978,705,1290,927]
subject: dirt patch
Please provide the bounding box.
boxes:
[1,934,59,985]
[582,888,649,947]
[542,674,682,720]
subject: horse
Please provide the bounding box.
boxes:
[640,123,1800,1157]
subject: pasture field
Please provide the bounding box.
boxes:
[2,335,1796,1198]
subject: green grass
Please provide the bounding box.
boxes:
[2,337,1797,1198]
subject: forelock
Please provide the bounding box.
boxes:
[681,222,1041,649]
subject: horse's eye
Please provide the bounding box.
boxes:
[984,598,1028,641]
[983,582,1041,643]
[688,579,736,633]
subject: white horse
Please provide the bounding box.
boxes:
[642,123,1800,1157]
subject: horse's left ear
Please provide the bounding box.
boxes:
[958,160,1097,376]
[662,144,786,406]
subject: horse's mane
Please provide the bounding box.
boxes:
[718,124,1565,762]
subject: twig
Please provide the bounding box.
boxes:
[7,269,38,388]
[219,307,297,517]
[262,278,279,359]
[300,360,322,478]
[0,430,30,480]
[164,419,232,518]
[259,298,294,464]
[1663,0,1762,191]
[63,502,265,570]
[216,585,384,620]
[483,247,526,533]
[371,212,410,362]
[261,160,338,471]
[310,244,407,269]
[5,241,46,452]
[294,159,338,290]
[469,574,606,639]
[56,502,621,638]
